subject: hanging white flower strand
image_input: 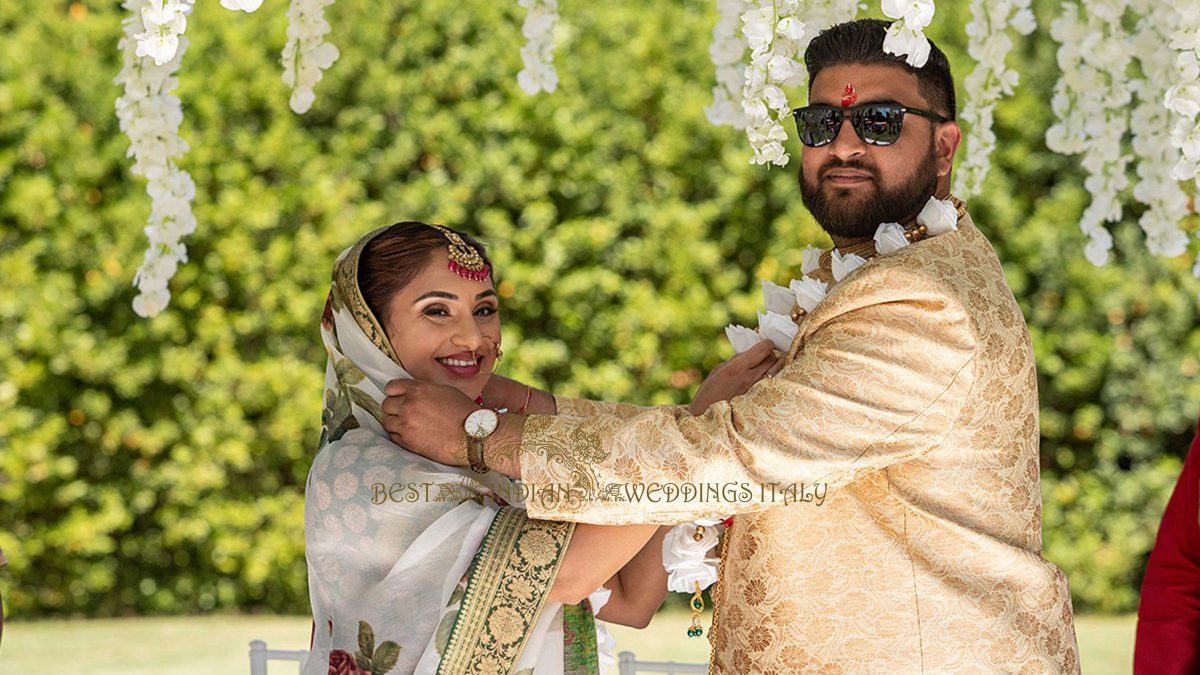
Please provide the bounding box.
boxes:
[1127,0,1191,259]
[705,0,749,129]
[133,1,263,66]
[117,0,195,318]
[880,0,935,67]
[1163,5,1200,184]
[133,0,193,65]
[282,0,340,114]
[740,0,809,166]
[953,0,1035,198]
[717,0,857,161]
[1160,2,1200,282]
[120,0,265,318]
[516,0,560,95]
[1046,0,1132,267]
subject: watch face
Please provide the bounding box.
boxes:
[465,409,498,438]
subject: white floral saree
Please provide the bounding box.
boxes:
[301,227,612,675]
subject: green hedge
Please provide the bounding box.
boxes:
[2,0,1197,618]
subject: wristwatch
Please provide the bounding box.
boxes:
[464,408,499,473]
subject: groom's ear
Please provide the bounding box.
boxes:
[934,122,962,178]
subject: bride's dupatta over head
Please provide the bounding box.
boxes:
[301,226,604,675]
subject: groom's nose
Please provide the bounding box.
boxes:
[829,117,868,160]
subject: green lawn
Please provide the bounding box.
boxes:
[1,611,1133,673]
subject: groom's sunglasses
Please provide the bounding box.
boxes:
[791,102,950,148]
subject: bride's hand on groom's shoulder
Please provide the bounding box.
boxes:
[381,380,475,465]
[688,340,784,417]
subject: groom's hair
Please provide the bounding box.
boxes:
[359,221,493,329]
[804,18,956,120]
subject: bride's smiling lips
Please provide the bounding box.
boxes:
[435,350,483,378]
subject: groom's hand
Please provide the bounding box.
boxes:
[689,340,784,416]
[381,380,477,466]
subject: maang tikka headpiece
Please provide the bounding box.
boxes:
[430,224,491,283]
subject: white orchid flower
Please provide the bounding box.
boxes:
[725,325,765,354]
[757,311,799,352]
[874,222,910,255]
[917,197,959,235]
[831,250,868,282]
[789,276,828,313]
[761,280,795,315]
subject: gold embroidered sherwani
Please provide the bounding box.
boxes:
[518,208,1081,673]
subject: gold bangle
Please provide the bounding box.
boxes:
[518,386,533,415]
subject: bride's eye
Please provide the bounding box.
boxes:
[423,304,452,318]
[475,305,497,317]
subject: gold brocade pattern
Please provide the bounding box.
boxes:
[519,209,1081,673]
[523,414,609,501]
[436,506,575,675]
[555,397,670,419]
[332,225,403,366]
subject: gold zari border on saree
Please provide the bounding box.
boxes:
[332,225,403,366]
[436,506,575,674]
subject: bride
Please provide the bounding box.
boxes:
[304,221,668,675]
[302,221,777,674]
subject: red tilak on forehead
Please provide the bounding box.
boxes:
[840,84,857,107]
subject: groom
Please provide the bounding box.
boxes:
[384,19,1079,673]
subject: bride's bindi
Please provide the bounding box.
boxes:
[840,84,857,107]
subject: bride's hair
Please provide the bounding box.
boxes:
[358,221,493,328]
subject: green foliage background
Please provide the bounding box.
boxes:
[2,0,1198,618]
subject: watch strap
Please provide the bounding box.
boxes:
[467,435,488,473]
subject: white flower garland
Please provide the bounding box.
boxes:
[880,0,935,67]
[282,0,341,114]
[120,0,265,317]
[133,0,193,66]
[516,0,560,95]
[740,0,809,166]
[705,0,750,129]
[1163,3,1200,184]
[1161,2,1200,282]
[662,518,726,593]
[117,0,196,318]
[1046,0,1132,267]
[1128,1,1191,259]
[726,196,959,354]
[953,0,1035,198]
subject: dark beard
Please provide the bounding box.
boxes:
[799,151,939,240]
